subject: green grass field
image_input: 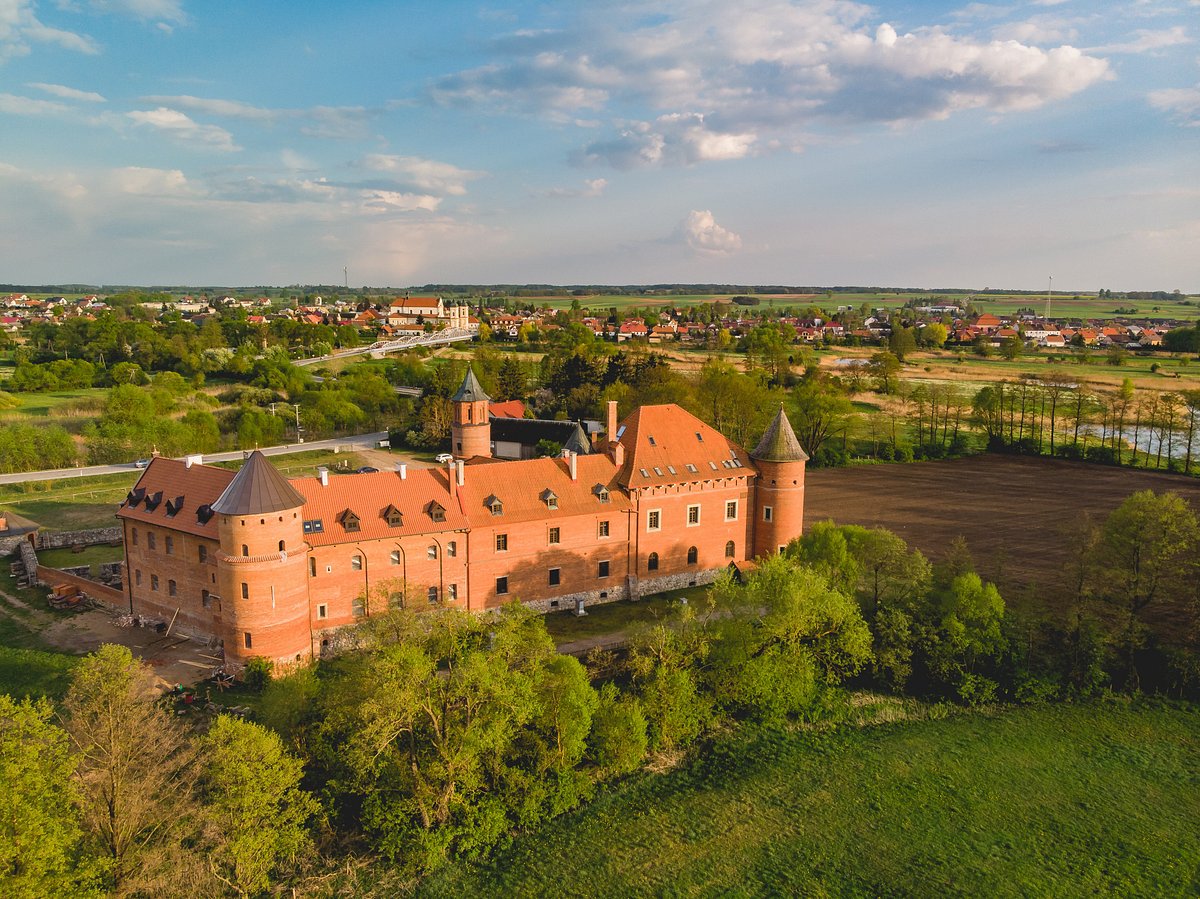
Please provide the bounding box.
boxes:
[542,587,708,644]
[37,543,125,572]
[420,701,1200,898]
[0,589,80,699]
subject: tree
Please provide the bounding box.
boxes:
[888,326,917,361]
[707,558,873,723]
[919,323,948,348]
[62,645,200,894]
[198,716,318,897]
[789,373,852,463]
[1096,491,1200,684]
[924,572,1007,704]
[868,351,902,394]
[586,684,647,778]
[0,696,97,898]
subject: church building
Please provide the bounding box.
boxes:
[117,369,808,670]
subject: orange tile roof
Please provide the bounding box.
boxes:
[457,454,631,526]
[117,457,234,539]
[289,468,468,546]
[613,404,755,489]
[489,400,526,419]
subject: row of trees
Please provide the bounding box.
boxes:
[2,645,316,897]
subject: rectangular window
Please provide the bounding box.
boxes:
[598,520,610,538]
[131,528,138,546]
[317,604,327,619]
[763,506,773,522]
[165,536,173,555]
[168,579,177,597]
[310,557,317,577]
[244,632,252,649]
[147,532,156,550]
[647,510,661,532]
[687,504,700,526]
[548,568,561,587]
[447,541,457,558]
[495,533,508,552]
[496,576,508,595]
[352,597,365,618]
[548,527,560,545]
[448,584,458,601]
[241,582,248,599]
[151,574,159,591]
[351,555,363,571]
[725,500,738,521]
[135,569,142,586]
[598,560,610,578]
[198,545,207,563]
[428,586,439,604]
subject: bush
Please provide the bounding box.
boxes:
[242,657,273,691]
[1085,445,1120,465]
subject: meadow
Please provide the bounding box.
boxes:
[419,700,1200,898]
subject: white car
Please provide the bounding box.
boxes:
[134,458,151,469]
[435,453,453,463]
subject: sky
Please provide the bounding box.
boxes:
[0,0,1197,291]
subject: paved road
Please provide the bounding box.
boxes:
[0,432,389,485]
[294,329,475,366]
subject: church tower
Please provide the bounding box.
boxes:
[750,407,809,557]
[211,451,310,670]
[451,366,492,459]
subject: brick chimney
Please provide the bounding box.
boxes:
[606,400,618,444]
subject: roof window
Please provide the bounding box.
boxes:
[647,436,656,446]
[302,519,325,534]
[653,467,663,476]
[196,504,214,525]
[639,468,650,478]
[338,509,361,533]
[709,461,718,471]
[685,463,698,473]
[382,504,404,527]
[485,495,504,516]
[143,491,163,512]
[427,501,446,523]
[541,489,558,510]
[696,432,704,442]
[165,495,185,517]
[593,484,610,503]
[126,487,146,507]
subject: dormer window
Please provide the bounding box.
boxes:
[339,509,361,533]
[196,504,214,525]
[382,505,404,527]
[541,489,558,510]
[165,495,185,517]
[126,487,146,507]
[143,491,163,512]
[593,484,610,503]
[485,495,503,516]
[427,501,446,523]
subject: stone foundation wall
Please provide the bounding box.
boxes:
[36,527,122,550]
[630,566,724,599]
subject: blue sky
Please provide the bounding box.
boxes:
[0,0,1196,290]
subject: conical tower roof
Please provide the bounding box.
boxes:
[452,365,491,403]
[752,406,809,462]
[211,450,306,515]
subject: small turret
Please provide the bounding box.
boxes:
[451,366,492,459]
[750,407,808,557]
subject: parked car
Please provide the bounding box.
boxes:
[435,453,453,463]
[355,466,379,473]
[134,459,151,469]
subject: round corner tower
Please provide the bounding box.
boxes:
[211,451,311,671]
[750,406,809,558]
[451,365,492,459]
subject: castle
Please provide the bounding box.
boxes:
[118,369,808,669]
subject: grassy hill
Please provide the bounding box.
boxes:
[420,700,1200,897]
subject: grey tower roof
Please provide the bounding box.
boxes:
[211,450,306,514]
[752,407,809,462]
[452,365,491,403]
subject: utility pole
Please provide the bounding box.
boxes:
[269,402,277,417]
[293,403,303,443]
[1046,275,1052,320]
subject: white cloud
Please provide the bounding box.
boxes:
[678,210,742,255]
[1,0,98,60]
[1089,26,1190,54]
[141,94,277,122]
[85,0,187,26]
[357,154,484,196]
[430,1,1111,169]
[1149,83,1200,125]
[126,107,239,151]
[0,92,68,114]
[111,166,192,196]
[541,177,607,198]
[27,81,106,102]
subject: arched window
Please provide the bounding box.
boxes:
[427,545,438,560]
[390,550,401,565]
[241,544,249,557]
[647,552,659,572]
[687,546,698,565]
[278,540,286,552]
[725,540,736,558]
[351,555,363,571]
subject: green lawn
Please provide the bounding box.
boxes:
[543,587,708,645]
[37,543,125,572]
[0,591,80,699]
[420,701,1200,898]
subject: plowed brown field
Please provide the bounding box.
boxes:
[805,455,1200,631]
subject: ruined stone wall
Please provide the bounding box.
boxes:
[36,527,123,550]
